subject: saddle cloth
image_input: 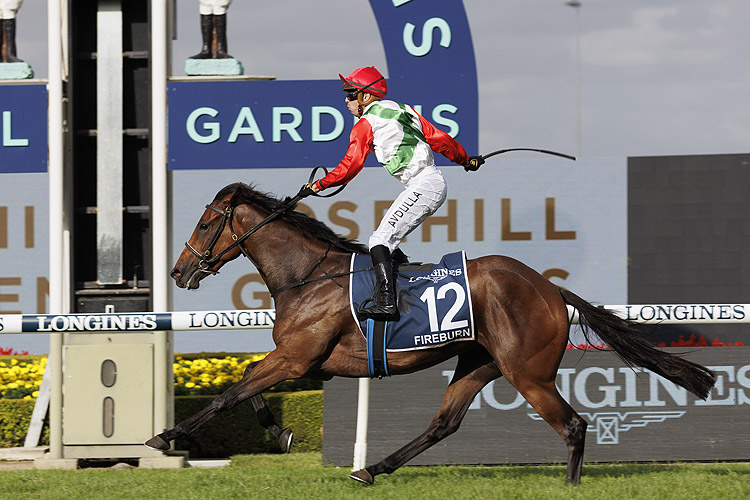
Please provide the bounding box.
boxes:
[349,251,476,352]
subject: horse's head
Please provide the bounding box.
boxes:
[171,188,246,290]
[171,181,371,291]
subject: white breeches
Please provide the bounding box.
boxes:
[369,166,447,253]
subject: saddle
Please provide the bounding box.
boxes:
[350,251,475,378]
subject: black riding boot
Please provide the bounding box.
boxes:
[190,14,214,59]
[358,245,400,322]
[214,14,232,59]
[3,19,23,63]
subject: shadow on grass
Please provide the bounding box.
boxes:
[362,461,750,484]
[580,462,750,479]
[381,463,567,482]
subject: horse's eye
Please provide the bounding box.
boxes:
[199,223,209,230]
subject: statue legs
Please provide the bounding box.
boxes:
[2,18,23,63]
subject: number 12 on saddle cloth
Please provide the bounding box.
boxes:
[349,251,476,353]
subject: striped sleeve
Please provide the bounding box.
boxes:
[316,119,374,190]
[415,111,469,166]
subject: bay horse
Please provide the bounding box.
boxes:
[146,182,715,485]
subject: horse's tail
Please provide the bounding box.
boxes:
[560,288,716,399]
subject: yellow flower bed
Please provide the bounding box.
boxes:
[0,353,269,399]
[174,353,268,396]
[0,357,47,399]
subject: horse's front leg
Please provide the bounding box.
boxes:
[145,350,302,451]
[245,361,294,453]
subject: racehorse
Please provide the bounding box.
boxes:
[145,182,716,485]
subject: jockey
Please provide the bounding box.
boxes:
[296,66,484,322]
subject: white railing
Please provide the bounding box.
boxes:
[566,303,750,325]
[0,309,276,334]
[3,304,747,336]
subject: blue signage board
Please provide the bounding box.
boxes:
[168,0,477,170]
[0,84,47,174]
[169,80,361,170]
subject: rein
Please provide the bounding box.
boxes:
[268,245,371,297]
[187,204,370,295]
[186,166,341,274]
[185,166,362,293]
[185,202,293,274]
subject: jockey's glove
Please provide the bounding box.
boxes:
[464,156,485,172]
[295,183,316,199]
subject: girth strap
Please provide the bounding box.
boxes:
[366,318,389,379]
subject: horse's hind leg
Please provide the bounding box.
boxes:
[508,376,587,484]
[350,348,500,485]
[245,361,294,453]
[249,396,293,453]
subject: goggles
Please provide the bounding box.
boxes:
[345,89,360,101]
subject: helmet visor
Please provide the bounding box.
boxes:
[339,71,387,98]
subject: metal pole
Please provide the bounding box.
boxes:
[151,0,170,437]
[565,1,582,157]
[46,0,64,460]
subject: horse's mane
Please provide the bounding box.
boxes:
[215,182,369,255]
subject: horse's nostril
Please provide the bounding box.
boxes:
[171,268,181,279]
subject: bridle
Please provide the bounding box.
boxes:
[185,203,283,275]
[184,200,364,296]
[185,167,346,278]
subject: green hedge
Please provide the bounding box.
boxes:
[175,390,322,458]
[0,398,50,448]
[0,391,322,458]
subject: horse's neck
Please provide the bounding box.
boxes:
[242,222,334,293]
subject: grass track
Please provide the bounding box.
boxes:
[1,453,748,500]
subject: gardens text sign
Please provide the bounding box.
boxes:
[168,0,477,170]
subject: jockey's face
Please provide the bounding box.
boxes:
[345,91,379,117]
[345,92,360,117]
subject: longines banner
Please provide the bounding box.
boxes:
[167,0,478,169]
[323,348,750,465]
[0,309,275,334]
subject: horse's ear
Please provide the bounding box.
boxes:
[226,189,241,208]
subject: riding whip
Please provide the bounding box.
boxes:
[465,147,576,171]
[482,148,576,161]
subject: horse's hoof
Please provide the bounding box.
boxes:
[349,468,374,485]
[279,427,294,453]
[144,434,170,451]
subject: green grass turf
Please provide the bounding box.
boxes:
[0,452,747,500]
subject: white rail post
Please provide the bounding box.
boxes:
[352,377,369,471]
[151,0,171,436]
[47,0,65,460]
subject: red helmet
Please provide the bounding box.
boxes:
[339,66,387,98]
